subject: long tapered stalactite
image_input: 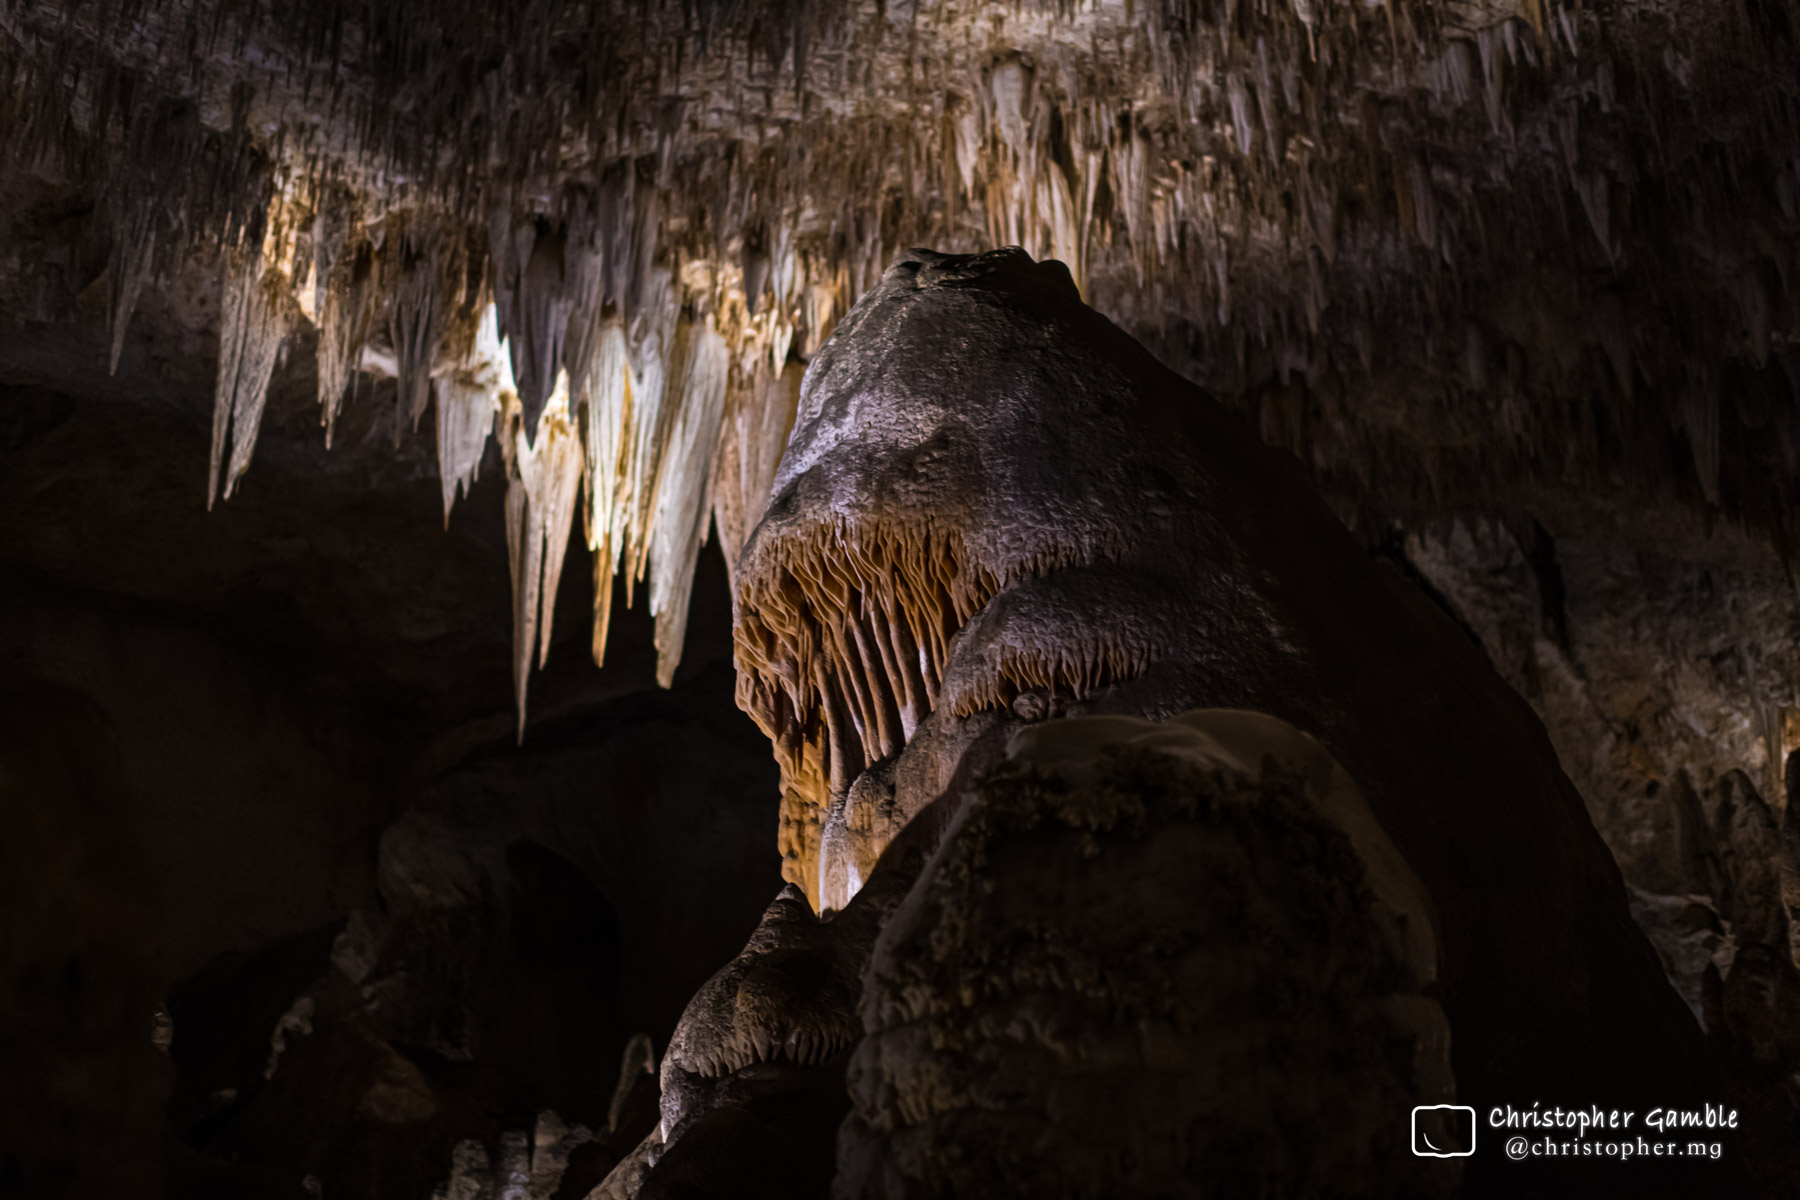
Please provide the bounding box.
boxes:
[3,0,1799,732]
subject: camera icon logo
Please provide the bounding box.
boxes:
[1412,1105,1477,1157]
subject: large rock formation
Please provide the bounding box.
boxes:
[5,0,1800,1193]
[840,710,1456,1200]
[3,0,1797,737]
[635,248,1750,1196]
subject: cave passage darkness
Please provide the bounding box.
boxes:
[4,0,1800,1196]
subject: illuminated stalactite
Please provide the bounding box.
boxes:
[3,0,1798,736]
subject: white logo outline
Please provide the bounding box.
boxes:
[1412,1105,1478,1158]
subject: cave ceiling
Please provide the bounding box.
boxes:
[10,2,1800,1196]
[5,0,1796,733]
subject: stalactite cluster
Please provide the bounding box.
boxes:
[4,0,1797,728]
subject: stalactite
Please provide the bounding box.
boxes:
[712,360,802,582]
[528,394,585,674]
[208,243,290,508]
[316,239,378,448]
[389,233,448,447]
[510,226,576,444]
[650,318,732,687]
[581,320,633,666]
[1,0,1794,732]
[620,271,679,595]
[106,199,156,375]
[436,303,509,526]
[503,372,583,741]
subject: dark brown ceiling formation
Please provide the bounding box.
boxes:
[3,0,1800,1196]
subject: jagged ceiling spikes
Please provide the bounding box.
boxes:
[620,269,680,597]
[594,165,636,312]
[311,189,350,328]
[107,200,156,376]
[530,388,585,672]
[649,317,731,687]
[488,208,530,338]
[208,245,290,508]
[389,235,448,447]
[504,469,539,744]
[501,370,582,739]
[512,228,576,444]
[561,193,607,394]
[316,238,375,449]
[436,303,510,526]
[18,0,1789,741]
[582,319,633,667]
[712,361,801,583]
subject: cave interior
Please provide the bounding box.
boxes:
[4,0,1800,1196]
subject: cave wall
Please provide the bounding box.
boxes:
[4,0,1800,1193]
[0,345,782,1198]
[1399,512,1800,1160]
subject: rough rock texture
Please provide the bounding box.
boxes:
[839,710,1453,1200]
[0,325,783,1199]
[617,712,977,1198]
[629,834,914,1199]
[1397,514,1800,1192]
[8,0,1800,1190]
[708,247,1748,1195]
[180,674,781,1200]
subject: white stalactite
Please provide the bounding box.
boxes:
[650,318,731,687]
[181,50,1234,727]
[712,360,801,582]
[504,370,584,740]
[435,304,510,526]
[620,269,679,592]
[0,0,1777,751]
[581,319,633,664]
[209,245,289,508]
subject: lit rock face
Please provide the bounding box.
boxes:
[674,247,1735,1194]
[840,710,1454,1199]
[1398,517,1800,1187]
[641,885,877,1200]
[7,0,1800,1186]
